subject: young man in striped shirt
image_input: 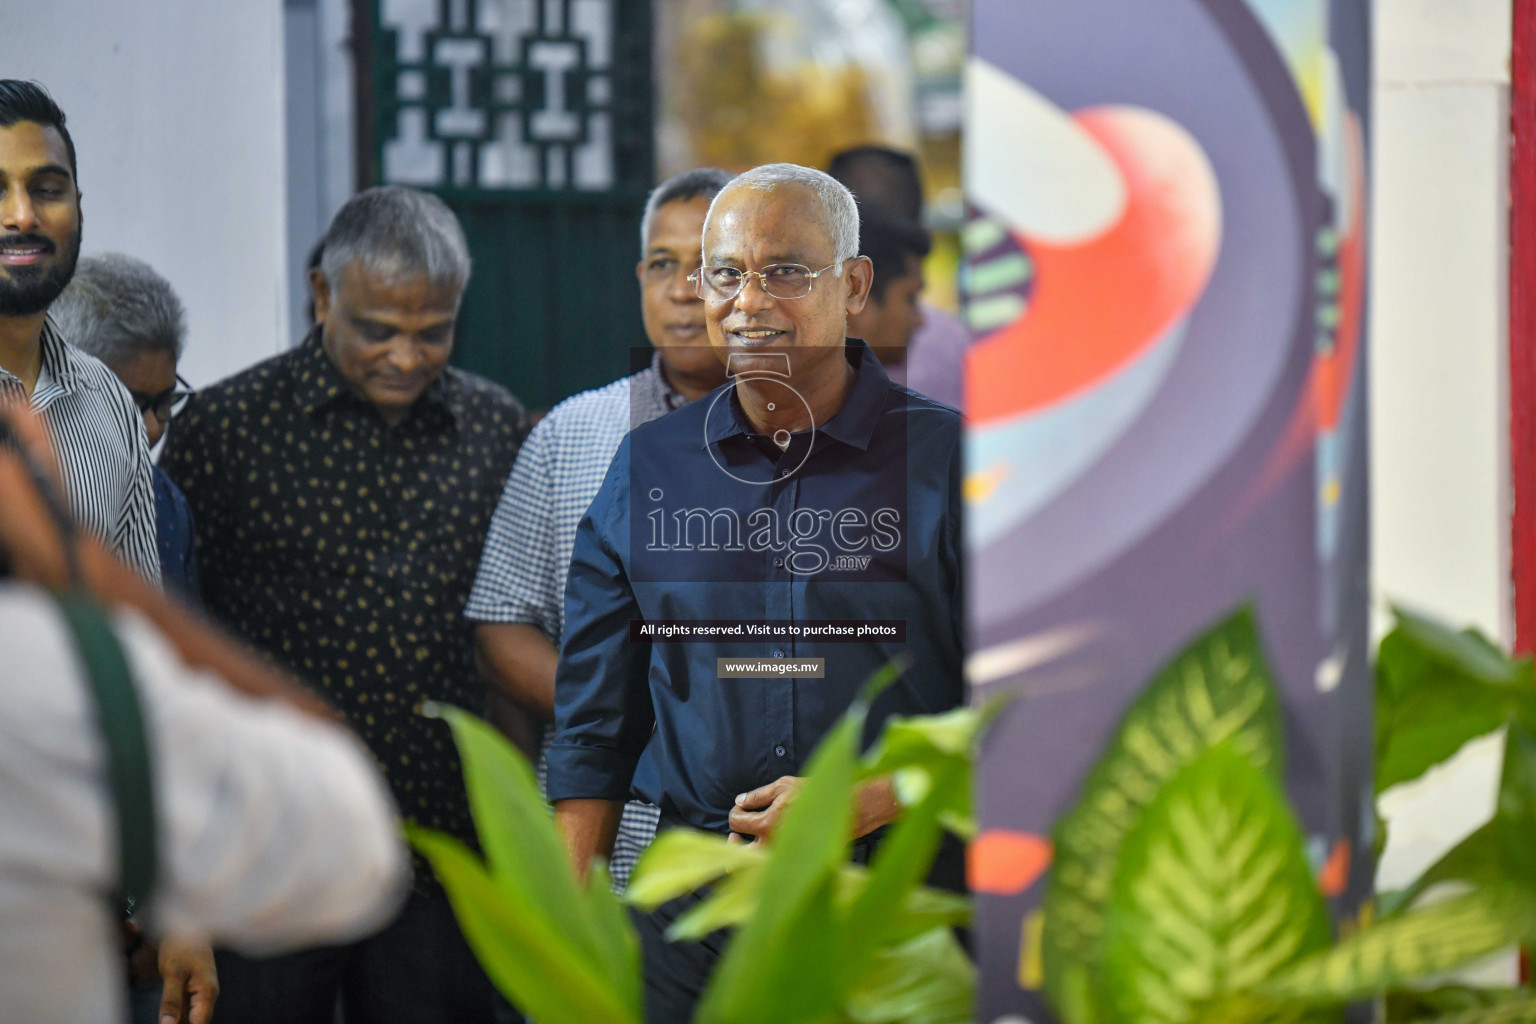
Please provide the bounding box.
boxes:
[0,80,157,582]
[465,167,734,890]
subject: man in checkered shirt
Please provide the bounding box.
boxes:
[465,168,733,890]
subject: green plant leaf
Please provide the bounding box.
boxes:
[1385,986,1534,1022]
[861,700,1002,842]
[1389,608,1524,687]
[860,700,1004,777]
[840,765,966,987]
[694,707,863,1024]
[1258,884,1536,1005]
[416,706,642,1019]
[1493,719,1536,879]
[664,857,970,944]
[1413,999,1536,1024]
[667,866,762,941]
[1193,995,1337,1024]
[1375,609,1534,794]
[1042,607,1285,1016]
[1377,822,1502,919]
[625,827,763,911]
[843,927,977,1024]
[577,857,642,1014]
[1057,963,1099,1024]
[408,827,641,1024]
[1384,717,1536,919]
[1099,742,1330,1024]
[425,705,606,966]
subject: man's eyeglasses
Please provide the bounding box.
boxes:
[687,262,843,303]
[130,374,194,424]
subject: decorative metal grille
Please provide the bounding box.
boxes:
[377,0,620,191]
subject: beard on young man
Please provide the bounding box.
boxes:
[0,223,80,317]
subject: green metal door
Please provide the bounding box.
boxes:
[361,0,653,411]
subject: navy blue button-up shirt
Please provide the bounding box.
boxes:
[546,340,964,833]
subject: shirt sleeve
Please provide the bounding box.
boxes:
[112,385,162,586]
[463,418,562,642]
[545,437,655,804]
[113,607,410,951]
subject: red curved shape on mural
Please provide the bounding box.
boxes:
[967,106,1222,426]
[968,829,1054,895]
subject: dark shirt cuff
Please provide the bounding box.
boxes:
[544,742,634,803]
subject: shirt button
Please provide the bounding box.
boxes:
[772,649,784,658]
[773,557,784,568]
[774,745,787,757]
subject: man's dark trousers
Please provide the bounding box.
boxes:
[632,888,730,1024]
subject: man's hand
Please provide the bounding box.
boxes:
[727,776,803,844]
[728,775,904,845]
[157,933,218,1024]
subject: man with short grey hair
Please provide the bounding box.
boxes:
[162,185,529,1024]
[53,252,200,598]
[549,163,965,1019]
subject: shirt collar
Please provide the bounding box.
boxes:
[294,327,456,425]
[646,351,689,412]
[701,338,889,452]
[26,318,85,394]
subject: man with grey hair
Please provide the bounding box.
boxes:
[162,185,528,1024]
[466,166,732,892]
[548,163,965,1019]
[52,253,200,597]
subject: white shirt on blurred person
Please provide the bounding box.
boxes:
[0,583,410,1023]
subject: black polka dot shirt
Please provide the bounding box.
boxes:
[162,332,529,888]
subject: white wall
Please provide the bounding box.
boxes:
[1371,5,1513,970]
[0,1,290,389]
[1371,0,1512,643]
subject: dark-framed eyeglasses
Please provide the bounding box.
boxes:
[686,261,843,303]
[130,374,194,424]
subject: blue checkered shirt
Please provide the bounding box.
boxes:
[466,355,684,890]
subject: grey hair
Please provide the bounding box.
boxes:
[703,163,861,267]
[640,167,735,256]
[320,186,471,292]
[51,252,186,367]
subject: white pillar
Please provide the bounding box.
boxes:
[1371,0,1513,643]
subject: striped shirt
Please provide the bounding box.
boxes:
[0,318,158,583]
[466,354,684,890]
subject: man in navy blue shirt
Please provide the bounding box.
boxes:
[547,163,964,1018]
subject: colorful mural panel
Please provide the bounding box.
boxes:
[961,1,1371,1018]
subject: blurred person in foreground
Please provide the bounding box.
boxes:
[0,80,158,580]
[547,164,965,1020]
[828,144,968,409]
[465,167,734,892]
[0,402,408,1024]
[162,186,529,1024]
[52,253,198,599]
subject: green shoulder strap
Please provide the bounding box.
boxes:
[55,590,159,912]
